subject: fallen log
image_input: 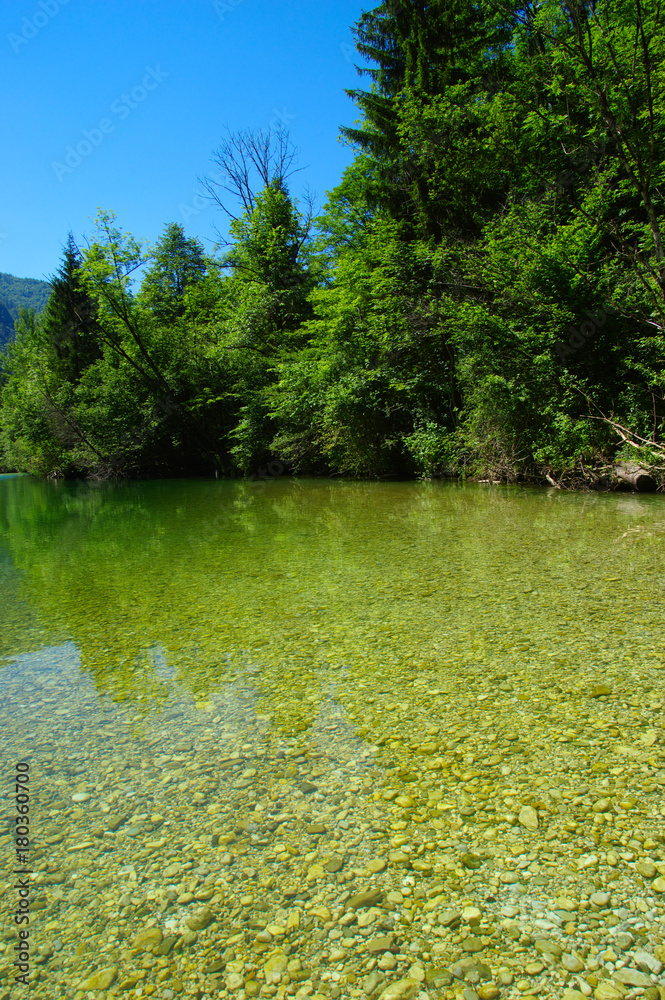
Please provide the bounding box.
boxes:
[614,463,658,492]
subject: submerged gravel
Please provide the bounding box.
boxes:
[1,643,664,1000]
[2,481,665,1000]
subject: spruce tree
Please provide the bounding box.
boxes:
[42,233,100,380]
[139,223,207,320]
[341,0,513,238]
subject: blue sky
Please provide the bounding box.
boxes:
[1,0,368,281]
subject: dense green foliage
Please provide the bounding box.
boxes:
[0,272,51,348]
[2,0,665,484]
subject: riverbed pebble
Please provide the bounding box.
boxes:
[1,607,664,1000]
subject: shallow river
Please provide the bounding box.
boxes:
[1,476,664,1000]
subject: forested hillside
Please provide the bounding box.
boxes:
[0,272,51,347]
[1,0,664,486]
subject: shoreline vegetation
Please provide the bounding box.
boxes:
[2,1,665,492]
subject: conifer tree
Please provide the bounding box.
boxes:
[41,233,100,380]
[139,223,207,321]
[342,0,513,237]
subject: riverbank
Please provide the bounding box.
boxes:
[1,465,663,493]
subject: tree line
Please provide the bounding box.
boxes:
[2,0,664,486]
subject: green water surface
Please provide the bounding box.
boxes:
[1,476,664,725]
[2,476,665,997]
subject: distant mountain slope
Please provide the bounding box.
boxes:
[0,272,51,348]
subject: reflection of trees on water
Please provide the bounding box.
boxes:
[0,543,45,658]
[0,476,663,718]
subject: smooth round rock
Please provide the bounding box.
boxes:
[186,907,213,931]
[562,953,584,973]
[462,906,482,924]
[519,806,539,831]
[594,983,625,999]
[79,966,118,990]
[378,978,420,999]
[133,927,163,951]
[613,968,654,987]
[535,938,562,958]
[264,951,288,977]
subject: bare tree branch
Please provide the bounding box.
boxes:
[200,126,306,225]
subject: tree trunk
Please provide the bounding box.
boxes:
[614,463,658,492]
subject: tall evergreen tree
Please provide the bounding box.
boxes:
[41,233,100,380]
[342,0,514,238]
[139,223,207,320]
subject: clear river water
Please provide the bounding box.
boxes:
[1,474,664,999]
